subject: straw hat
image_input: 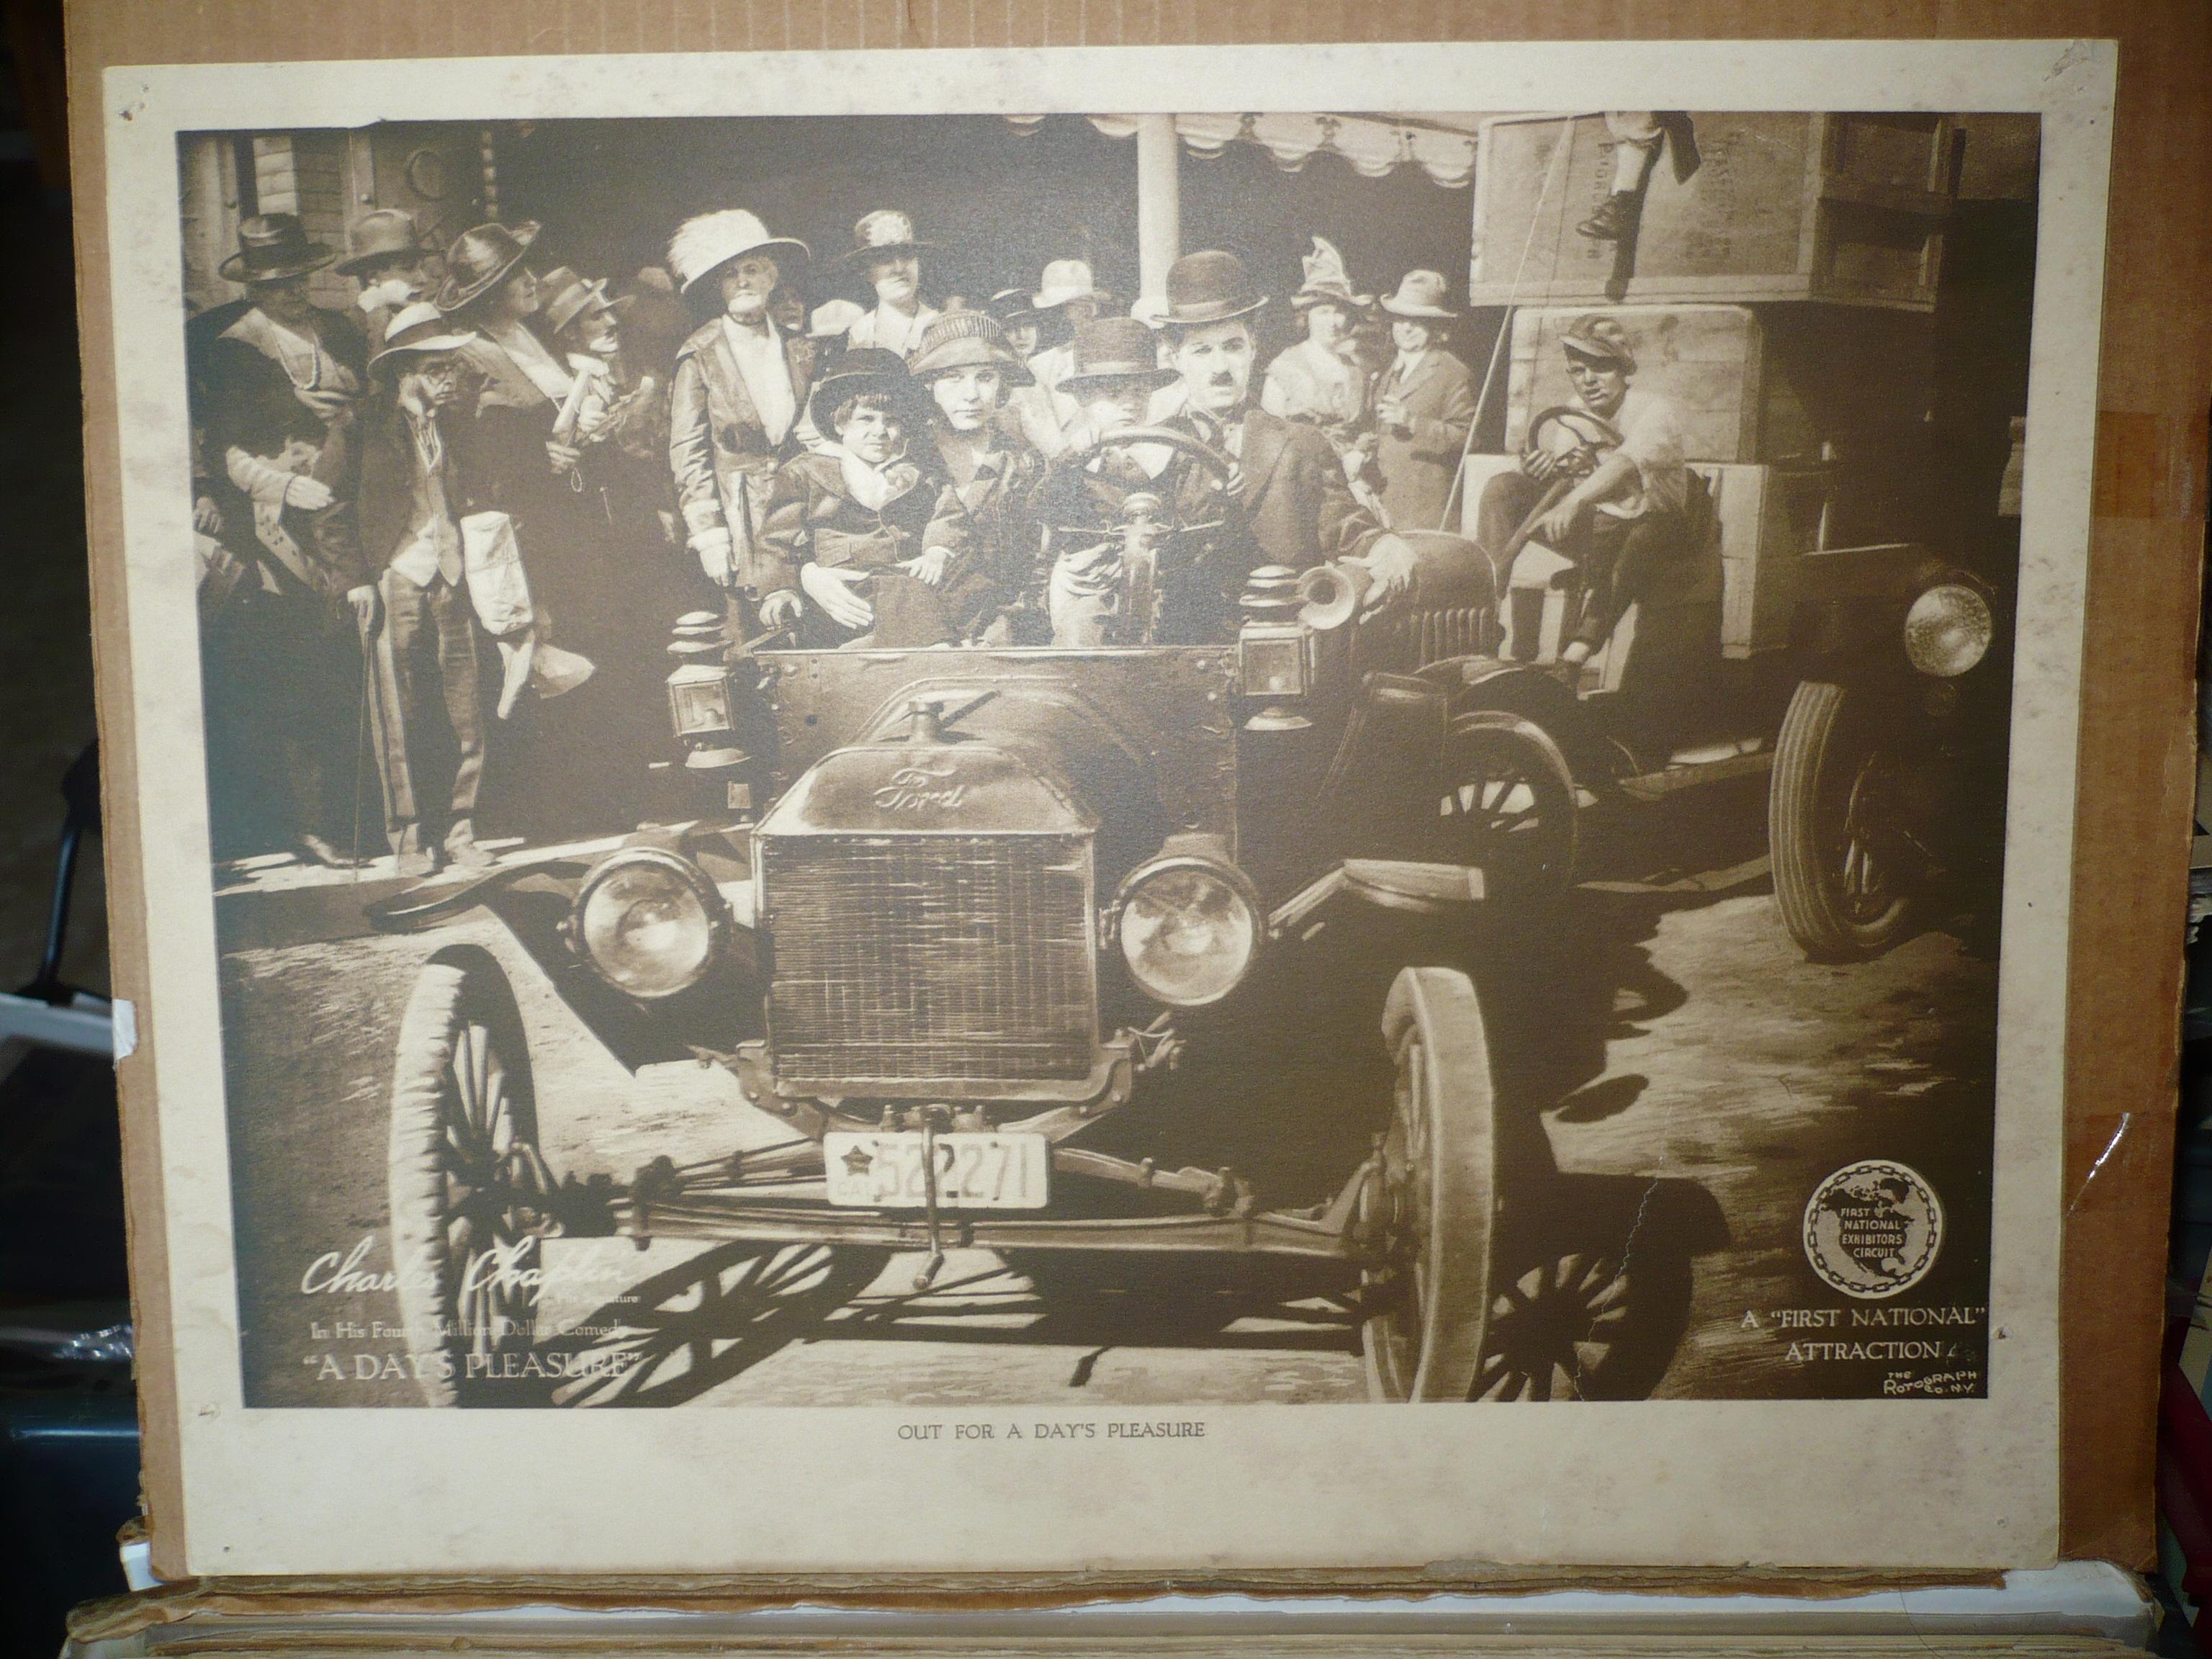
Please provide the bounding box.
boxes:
[367,301,477,371]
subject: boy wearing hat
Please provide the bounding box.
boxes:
[913,311,1045,639]
[1478,313,1694,670]
[1031,316,1183,645]
[665,210,815,625]
[1372,268,1476,531]
[1154,250,1417,639]
[354,302,494,876]
[837,211,942,360]
[757,348,972,649]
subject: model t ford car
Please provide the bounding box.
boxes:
[369,300,2008,1408]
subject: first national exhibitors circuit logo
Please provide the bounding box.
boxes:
[1802,1160,1945,1300]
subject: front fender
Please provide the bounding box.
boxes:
[1416,655,1610,783]
[364,829,763,1074]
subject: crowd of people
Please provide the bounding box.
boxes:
[188,199,1499,874]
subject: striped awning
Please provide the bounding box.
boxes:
[1007,112,1486,189]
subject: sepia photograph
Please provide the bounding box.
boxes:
[186,102,2031,1411]
[98,38,2111,1573]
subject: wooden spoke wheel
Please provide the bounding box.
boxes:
[1770,680,1917,959]
[1360,967,1503,1402]
[387,954,551,1407]
[1437,710,1578,901]
[1471,1250,1634,1401]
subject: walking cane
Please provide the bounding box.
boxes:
[351,613,376,883]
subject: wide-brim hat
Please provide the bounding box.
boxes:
[1379,269,1457,320]
[1061,316,1177,392]
[369,301,477,370]
[435,220,541,313]
[806,345,925,435]
[539,266,633,336]
[911,312,1035,386]
[835,209,935,271]
[337,208,433,276]
[220,213,336,284]
[1160,250,1267,327]
[667,209,810,297]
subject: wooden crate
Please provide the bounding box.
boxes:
[1468,112,1958,312]
[1501,304,1772,464]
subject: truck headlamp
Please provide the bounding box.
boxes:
[571,849,727,999]
[1903,584,1993,678]
[1112,856,1261,1008]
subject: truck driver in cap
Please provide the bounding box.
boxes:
[1477,312,1696,672]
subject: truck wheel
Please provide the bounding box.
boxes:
[1438,711,1578,902]
[1770,680,1915,961]
[387,953,550,1406]
[1360,967,1501,1401]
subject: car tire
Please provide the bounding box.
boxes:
[387,952,549,1407]
[1770,680,1916,961]
[1359,966,1501,1402]
[1437,709,1578,903]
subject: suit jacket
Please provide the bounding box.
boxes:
[1375,347,1475,533]
[668,318,812,596]
[353,399,465,588]
[1167,403,1384,591]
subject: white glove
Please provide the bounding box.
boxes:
[284,474,334,511]
[800,562,875,631]
[760,590,803,629]
[688,525,734,588]
[1346,534,1419,613]
[226,446,330,511]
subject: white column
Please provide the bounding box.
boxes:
[1136,114,1180,305]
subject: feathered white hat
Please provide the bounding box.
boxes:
[1291,236,1372,310]
[666,210,810,296]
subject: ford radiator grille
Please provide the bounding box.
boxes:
[759,835,1097,1089]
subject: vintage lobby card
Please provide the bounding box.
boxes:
[99,39,2110,1573]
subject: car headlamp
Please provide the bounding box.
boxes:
[1112,856,1261,1008]
[571,850,727,999]
[1903,584,1994,678]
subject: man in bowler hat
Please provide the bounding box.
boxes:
[1152,250,1417,639]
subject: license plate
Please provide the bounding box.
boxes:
[823,1132,1051,1210]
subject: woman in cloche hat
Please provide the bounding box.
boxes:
[836,210,942,359]
[1372,267,1476,532]
[665,208,815,626]
[756,346,973,650]
[911,310,1043,641]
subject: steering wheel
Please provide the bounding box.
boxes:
[1093,424,1240,486]
[1522,405,1621,484]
